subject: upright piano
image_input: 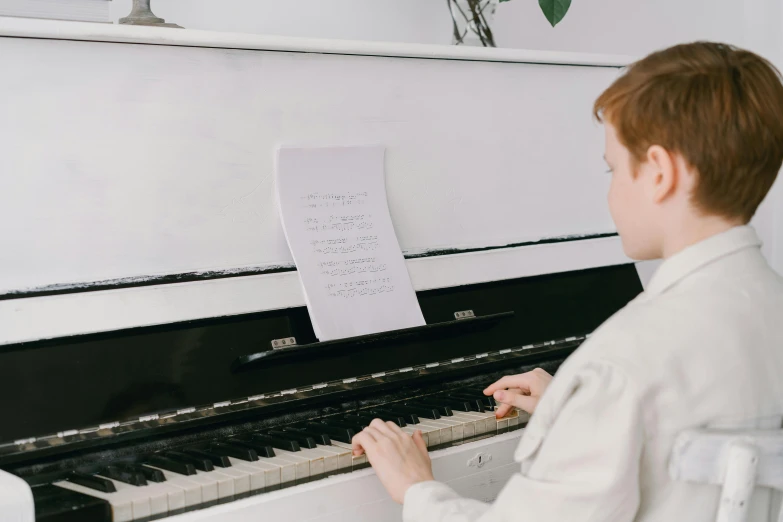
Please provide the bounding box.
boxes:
[0,17,640,522]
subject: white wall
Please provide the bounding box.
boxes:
[110,0,448,44]
[111,0,746,55]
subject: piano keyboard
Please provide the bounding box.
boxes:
[46,388,526,522]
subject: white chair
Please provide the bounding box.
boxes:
[669,427,783,522]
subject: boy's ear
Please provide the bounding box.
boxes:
[645,145,677,204]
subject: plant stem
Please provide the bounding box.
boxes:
[449,0,496,47]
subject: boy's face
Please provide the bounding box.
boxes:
[604,123,662,260]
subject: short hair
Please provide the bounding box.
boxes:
[594,42,783,222]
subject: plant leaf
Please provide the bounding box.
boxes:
[538,0,571,27]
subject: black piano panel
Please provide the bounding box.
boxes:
[0,264,642,446]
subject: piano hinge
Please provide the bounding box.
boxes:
[271,337,297,350]
[454,310,476,320]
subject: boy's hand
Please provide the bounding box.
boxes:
[351,419,434,503]
[484,368,553,416]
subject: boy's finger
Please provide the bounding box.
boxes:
[484,374,532,395]
[385,420,405,436]
[494,403,513,418]
[493,389,537,413]
[352,430,376,456]
[370,418,396,437]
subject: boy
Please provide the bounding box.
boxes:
[351,42,783,521]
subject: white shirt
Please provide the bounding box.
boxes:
[403,226,783,522]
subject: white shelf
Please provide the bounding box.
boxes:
[0,16,635,66]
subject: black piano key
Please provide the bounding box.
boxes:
[247,433,300,452]
[418,397,468,412]
[373,407,420,425]
[66,472,116,493]
[359,411,408,427]
[211,442,259,461]
[282,427,331,446]
[124,464,166,483]
[409,400,454,416]
[227,439,276,458]
[33,483,112,522]
[305,422,355,444]
[446,394,486,412]
[319,419,364,433]
[342,414,373,428]
[166,451,215,472]
[98,465,147,487]
[183,448,233,468]
[432,396,475,411]
[389,403,441,420]
[461,388,497,407]
[269,430,317,449]
[145,455,197,476]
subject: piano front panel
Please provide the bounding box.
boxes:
[0,20,623,298]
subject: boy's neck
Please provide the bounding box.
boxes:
[661,215,744,259]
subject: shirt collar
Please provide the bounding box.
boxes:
[644,225,762,297]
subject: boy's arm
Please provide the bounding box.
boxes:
[402,360,644,522]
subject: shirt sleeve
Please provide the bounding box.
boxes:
[402,360,645,522]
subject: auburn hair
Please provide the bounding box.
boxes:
[594,42,783,222]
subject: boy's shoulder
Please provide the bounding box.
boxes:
[575,260,783,384]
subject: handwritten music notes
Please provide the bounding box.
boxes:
[275,145,425,341]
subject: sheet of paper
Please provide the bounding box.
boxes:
[275,145,425,341]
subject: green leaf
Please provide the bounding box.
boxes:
[538,0,571,27]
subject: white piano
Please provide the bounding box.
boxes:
[0,17,641,522]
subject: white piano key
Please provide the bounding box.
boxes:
[270,450,310,480]
[254,455,296,484]
[92,472,186,514]
[328,441,367,468]
[94,477,152,520]
[224,461,266,492]
[403,420,440,444]
[197,468,235,499]
[411,422,442,446]
[453,411,495,434]
[53,480,134,522]
[227,457,279,489]
[475,410,505,432]
[415,419,454,444]
[208,465,251,495]
[400,425,429,446]
[448,412,481,436]
[510,409,530,426]
[143,480,186,514]
[289,446,330,476]
[315,448,336,474]
[422,416,465,441]
[142,467,207,506]
[314,444,353,470]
